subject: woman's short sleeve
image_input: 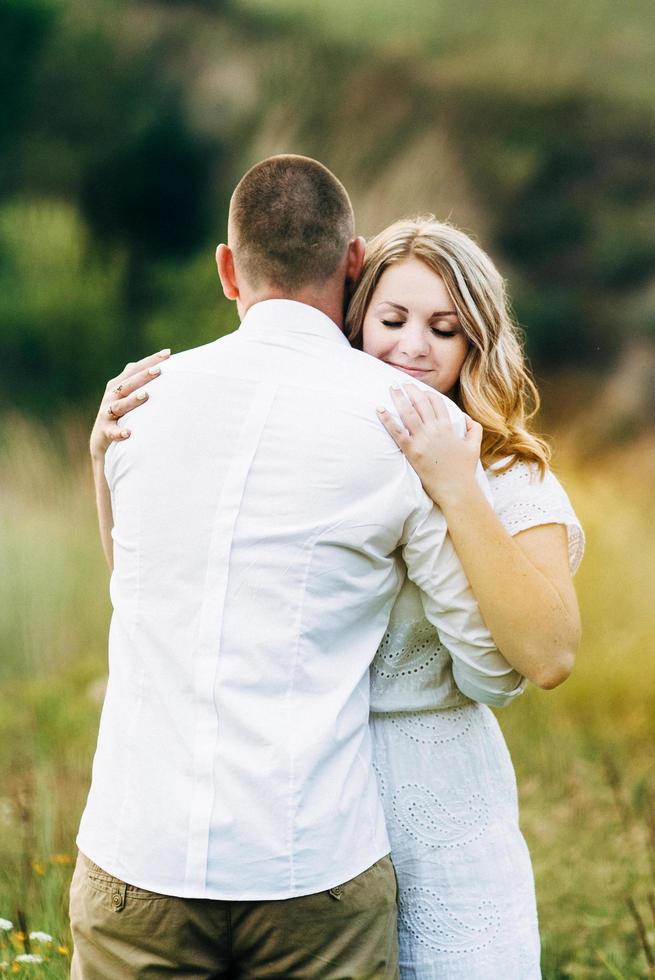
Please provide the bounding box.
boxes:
[486,459,585,574]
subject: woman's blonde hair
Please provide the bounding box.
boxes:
[346,216,550,473]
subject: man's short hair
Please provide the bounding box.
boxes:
[229,155,355,291]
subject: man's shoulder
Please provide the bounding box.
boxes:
[338,348,465,422]
[164,332,238,374]
[335,347,406,393]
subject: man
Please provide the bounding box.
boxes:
[72,155,522,978]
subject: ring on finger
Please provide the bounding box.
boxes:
[112,384,124,396]
[107,404,119,420]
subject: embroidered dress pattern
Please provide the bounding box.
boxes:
[392,784,490,849]
[386,707,474,745]
[400,888,501,954]
[372,623,447,679]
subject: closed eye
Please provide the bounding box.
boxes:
[381,320,405,328]
[431,328,457,338]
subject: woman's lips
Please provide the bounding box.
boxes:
[386,362,429,378]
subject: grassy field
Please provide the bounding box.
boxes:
[0,419,654,977]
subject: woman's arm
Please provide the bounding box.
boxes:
[90,350,170,571]
[377,384,581,690]
[91,454,115,572]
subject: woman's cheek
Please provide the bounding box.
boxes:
[362,318,390,359]
[372,341,390,360]
[362,335,386,359]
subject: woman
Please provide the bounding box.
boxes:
[91,217,583,978]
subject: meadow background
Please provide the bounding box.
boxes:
[1,0,654,976]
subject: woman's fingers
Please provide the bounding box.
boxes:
[106,389,149,421]
[101,391,150,445]
[407,385,455,426]
[426,389,451,422]
[108,349,170,390]
[97,348,169,449]
[109,363,163,400]
[389,385,425,434]
[407,384,451,425]
[105,422,131,442]
[376,407,410,449]
[464,414,484,449]
[381,384,471,464]
[399,383,458,429]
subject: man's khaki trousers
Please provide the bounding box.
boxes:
[69,851,399,979]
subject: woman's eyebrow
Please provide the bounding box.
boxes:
[376,301,458,318]
[376,301,408,313]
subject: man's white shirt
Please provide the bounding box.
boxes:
[78,299,523,899]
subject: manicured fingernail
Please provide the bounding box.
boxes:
[390,384,401,390]
[136,390,148,400]
[376,407,387,414]
[148,366,161,376]
[157,349,171,356]
[121,430,130,438]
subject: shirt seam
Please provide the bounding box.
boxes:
[283,527,330,894]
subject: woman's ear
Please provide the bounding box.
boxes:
[216,244,239,300]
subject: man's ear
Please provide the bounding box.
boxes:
[216,244,239,300]
[345,236,366,285]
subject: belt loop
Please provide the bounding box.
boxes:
[110,882,127,912]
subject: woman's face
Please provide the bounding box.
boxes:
[361,256,470,397]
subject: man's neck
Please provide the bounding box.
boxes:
[240,288,346,332]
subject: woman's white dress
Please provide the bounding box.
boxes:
[369,459,584,979]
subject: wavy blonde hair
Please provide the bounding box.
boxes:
[346,216,550,473]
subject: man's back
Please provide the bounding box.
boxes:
[78,300,470,899]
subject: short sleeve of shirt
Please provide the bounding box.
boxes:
[487,458,585,575]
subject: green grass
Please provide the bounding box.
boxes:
[1,421,654,976]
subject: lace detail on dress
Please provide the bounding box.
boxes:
[384,706,473,744]
[392,784,490,849]
[372,621,446,679]
[498,500,585,571]
[372,762,387,800]
[487,459,585,574]
[400,887,501,954]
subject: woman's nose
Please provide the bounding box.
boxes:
[398,325,429,358]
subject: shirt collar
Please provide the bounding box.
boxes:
[237,299,351,348]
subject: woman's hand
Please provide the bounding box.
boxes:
[376,383,482,506]
[90,349,170,461]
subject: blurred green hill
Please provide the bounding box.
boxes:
[1,0,654,425]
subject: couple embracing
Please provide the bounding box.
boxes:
[70,155,584,979]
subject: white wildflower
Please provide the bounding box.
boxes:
[15,954,44,963]
[0,920,12,931]
[29,931,53,943]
